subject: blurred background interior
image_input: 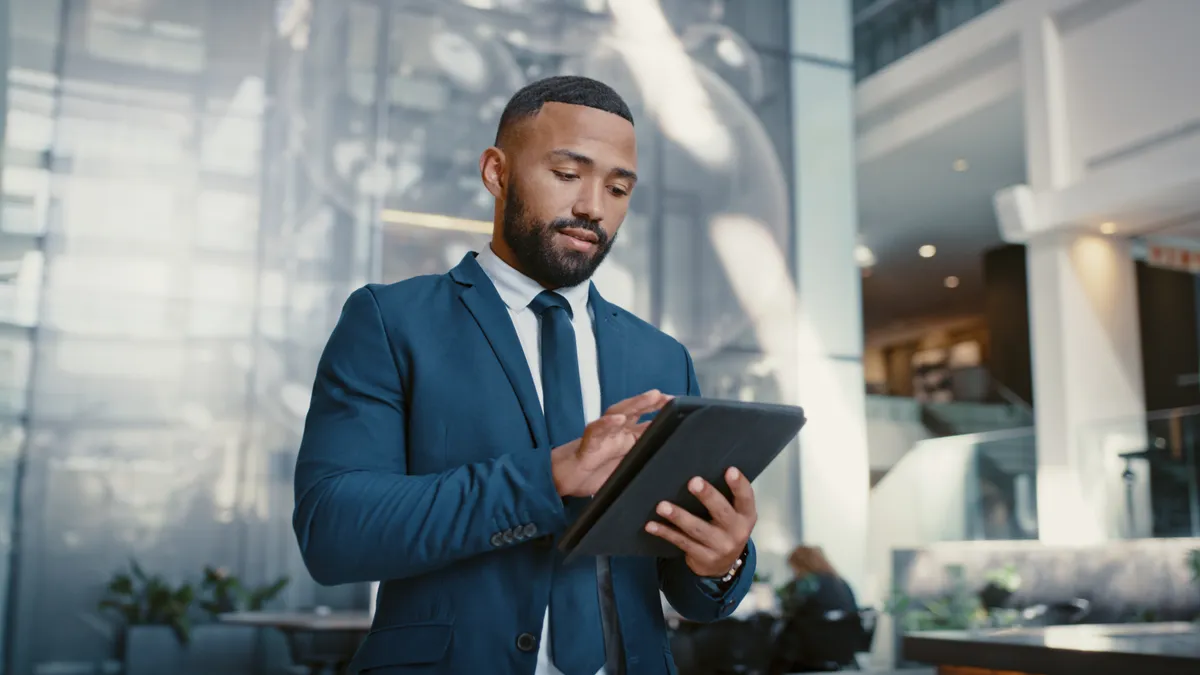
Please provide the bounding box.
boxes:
[0,0,1197,673]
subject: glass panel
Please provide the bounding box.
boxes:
[853,0,1007,80]
[1079,406,1200,539]
[0,0,819,669]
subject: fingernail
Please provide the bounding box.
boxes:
[646,522,658,533]
[728,468,741,481]
[657,502,673,516]
[689,477,704,493]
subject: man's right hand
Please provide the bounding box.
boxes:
[550,389,674,498]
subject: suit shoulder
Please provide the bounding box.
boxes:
[610,305,690,356]
[359,273,457,312]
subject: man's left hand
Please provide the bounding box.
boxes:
[645,467,756,578]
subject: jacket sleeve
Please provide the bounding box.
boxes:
[292,286,569,586]
[657,344,757,621]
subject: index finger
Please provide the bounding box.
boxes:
[606,389,673,417]
[726,467,757,520]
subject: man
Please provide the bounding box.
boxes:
[293,75,757,675]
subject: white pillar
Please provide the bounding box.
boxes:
[1026,233,1148,542]
[788,0,870,592]
[1016,15,1149,544]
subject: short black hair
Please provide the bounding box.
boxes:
[495,75,634,145]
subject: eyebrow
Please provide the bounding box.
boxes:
[547,148,638,183]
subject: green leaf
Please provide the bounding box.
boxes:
[107,574,134,595]
[170,616,192,645]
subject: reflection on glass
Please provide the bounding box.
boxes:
[0,0,803,670]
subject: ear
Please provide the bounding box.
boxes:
[479,146,506,199]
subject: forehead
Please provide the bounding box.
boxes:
[517,102,637,166]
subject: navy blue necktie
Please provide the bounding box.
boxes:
[529,291,605,675]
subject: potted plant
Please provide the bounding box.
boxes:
[99,561,292,675]
[198,566,290,617]
[979,563,1022,611]
[98,560,198,674]
[885,564,985,632]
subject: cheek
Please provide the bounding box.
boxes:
[603,209,627,237]
[527,175,580,218]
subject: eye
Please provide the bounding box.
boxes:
[608,186,629,198]
[552,170,578,181]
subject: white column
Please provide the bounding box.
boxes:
[1016,15,1149,544]
[787,0,870,592]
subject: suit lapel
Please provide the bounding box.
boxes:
[589,284,627,411]
[450,254,549,449]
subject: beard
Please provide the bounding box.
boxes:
[501,180,616,289]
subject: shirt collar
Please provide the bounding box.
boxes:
[476,245,591,317]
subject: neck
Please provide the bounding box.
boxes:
[488,240,561,291]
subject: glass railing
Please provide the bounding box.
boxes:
[867,366,1034,437]
[870,426,1039,544]
[854,0,1007,80]
[1079,405,1200,539]
[865,426,1037,609]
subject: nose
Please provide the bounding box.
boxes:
[571,180,605,224]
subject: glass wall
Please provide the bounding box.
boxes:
[0,0,331,670]
[0,0,812,670]
[853,0,1005,80]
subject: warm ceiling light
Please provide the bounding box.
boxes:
[952,159,969,172]
[944,276,960,289]
[918,244,937,258]
[854,244,876,268]
[1099,221,1117,234]
[380,209,493,235]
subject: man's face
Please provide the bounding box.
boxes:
[487,102,638,289]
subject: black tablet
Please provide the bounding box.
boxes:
[558,396,806,560]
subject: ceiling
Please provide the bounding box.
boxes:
[856,93,1027,335]
[1142,217,1200,242]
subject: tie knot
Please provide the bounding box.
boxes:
[529,290,573,318]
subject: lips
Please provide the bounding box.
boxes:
[558,227,599,244]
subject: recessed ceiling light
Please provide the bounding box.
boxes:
[854,244,876,268]
[919,244,937,258]
[952,159,969,172]
[944,276,960,289]
[1099,221,1117,234]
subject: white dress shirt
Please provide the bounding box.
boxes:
[475,245,605,675]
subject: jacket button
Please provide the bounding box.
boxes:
[521,523,538,538]
[516,632,538,652]
[489,533,503,547]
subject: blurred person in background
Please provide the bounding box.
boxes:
[768,545,864,673]
[777,545,858,619]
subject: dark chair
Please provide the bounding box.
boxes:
[767,609,870,674]
[674,613,776,675]
[1021,598,1091,626]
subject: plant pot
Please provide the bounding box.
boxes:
[124,625,263,675]
[979,582,1014,610]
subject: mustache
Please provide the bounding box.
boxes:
[550,218,608,245]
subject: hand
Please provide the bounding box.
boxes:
[645,467,757,578]
[551,389,674,497]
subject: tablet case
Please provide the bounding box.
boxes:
[559,396,806,560]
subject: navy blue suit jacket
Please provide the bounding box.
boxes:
[293,253,756,674]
